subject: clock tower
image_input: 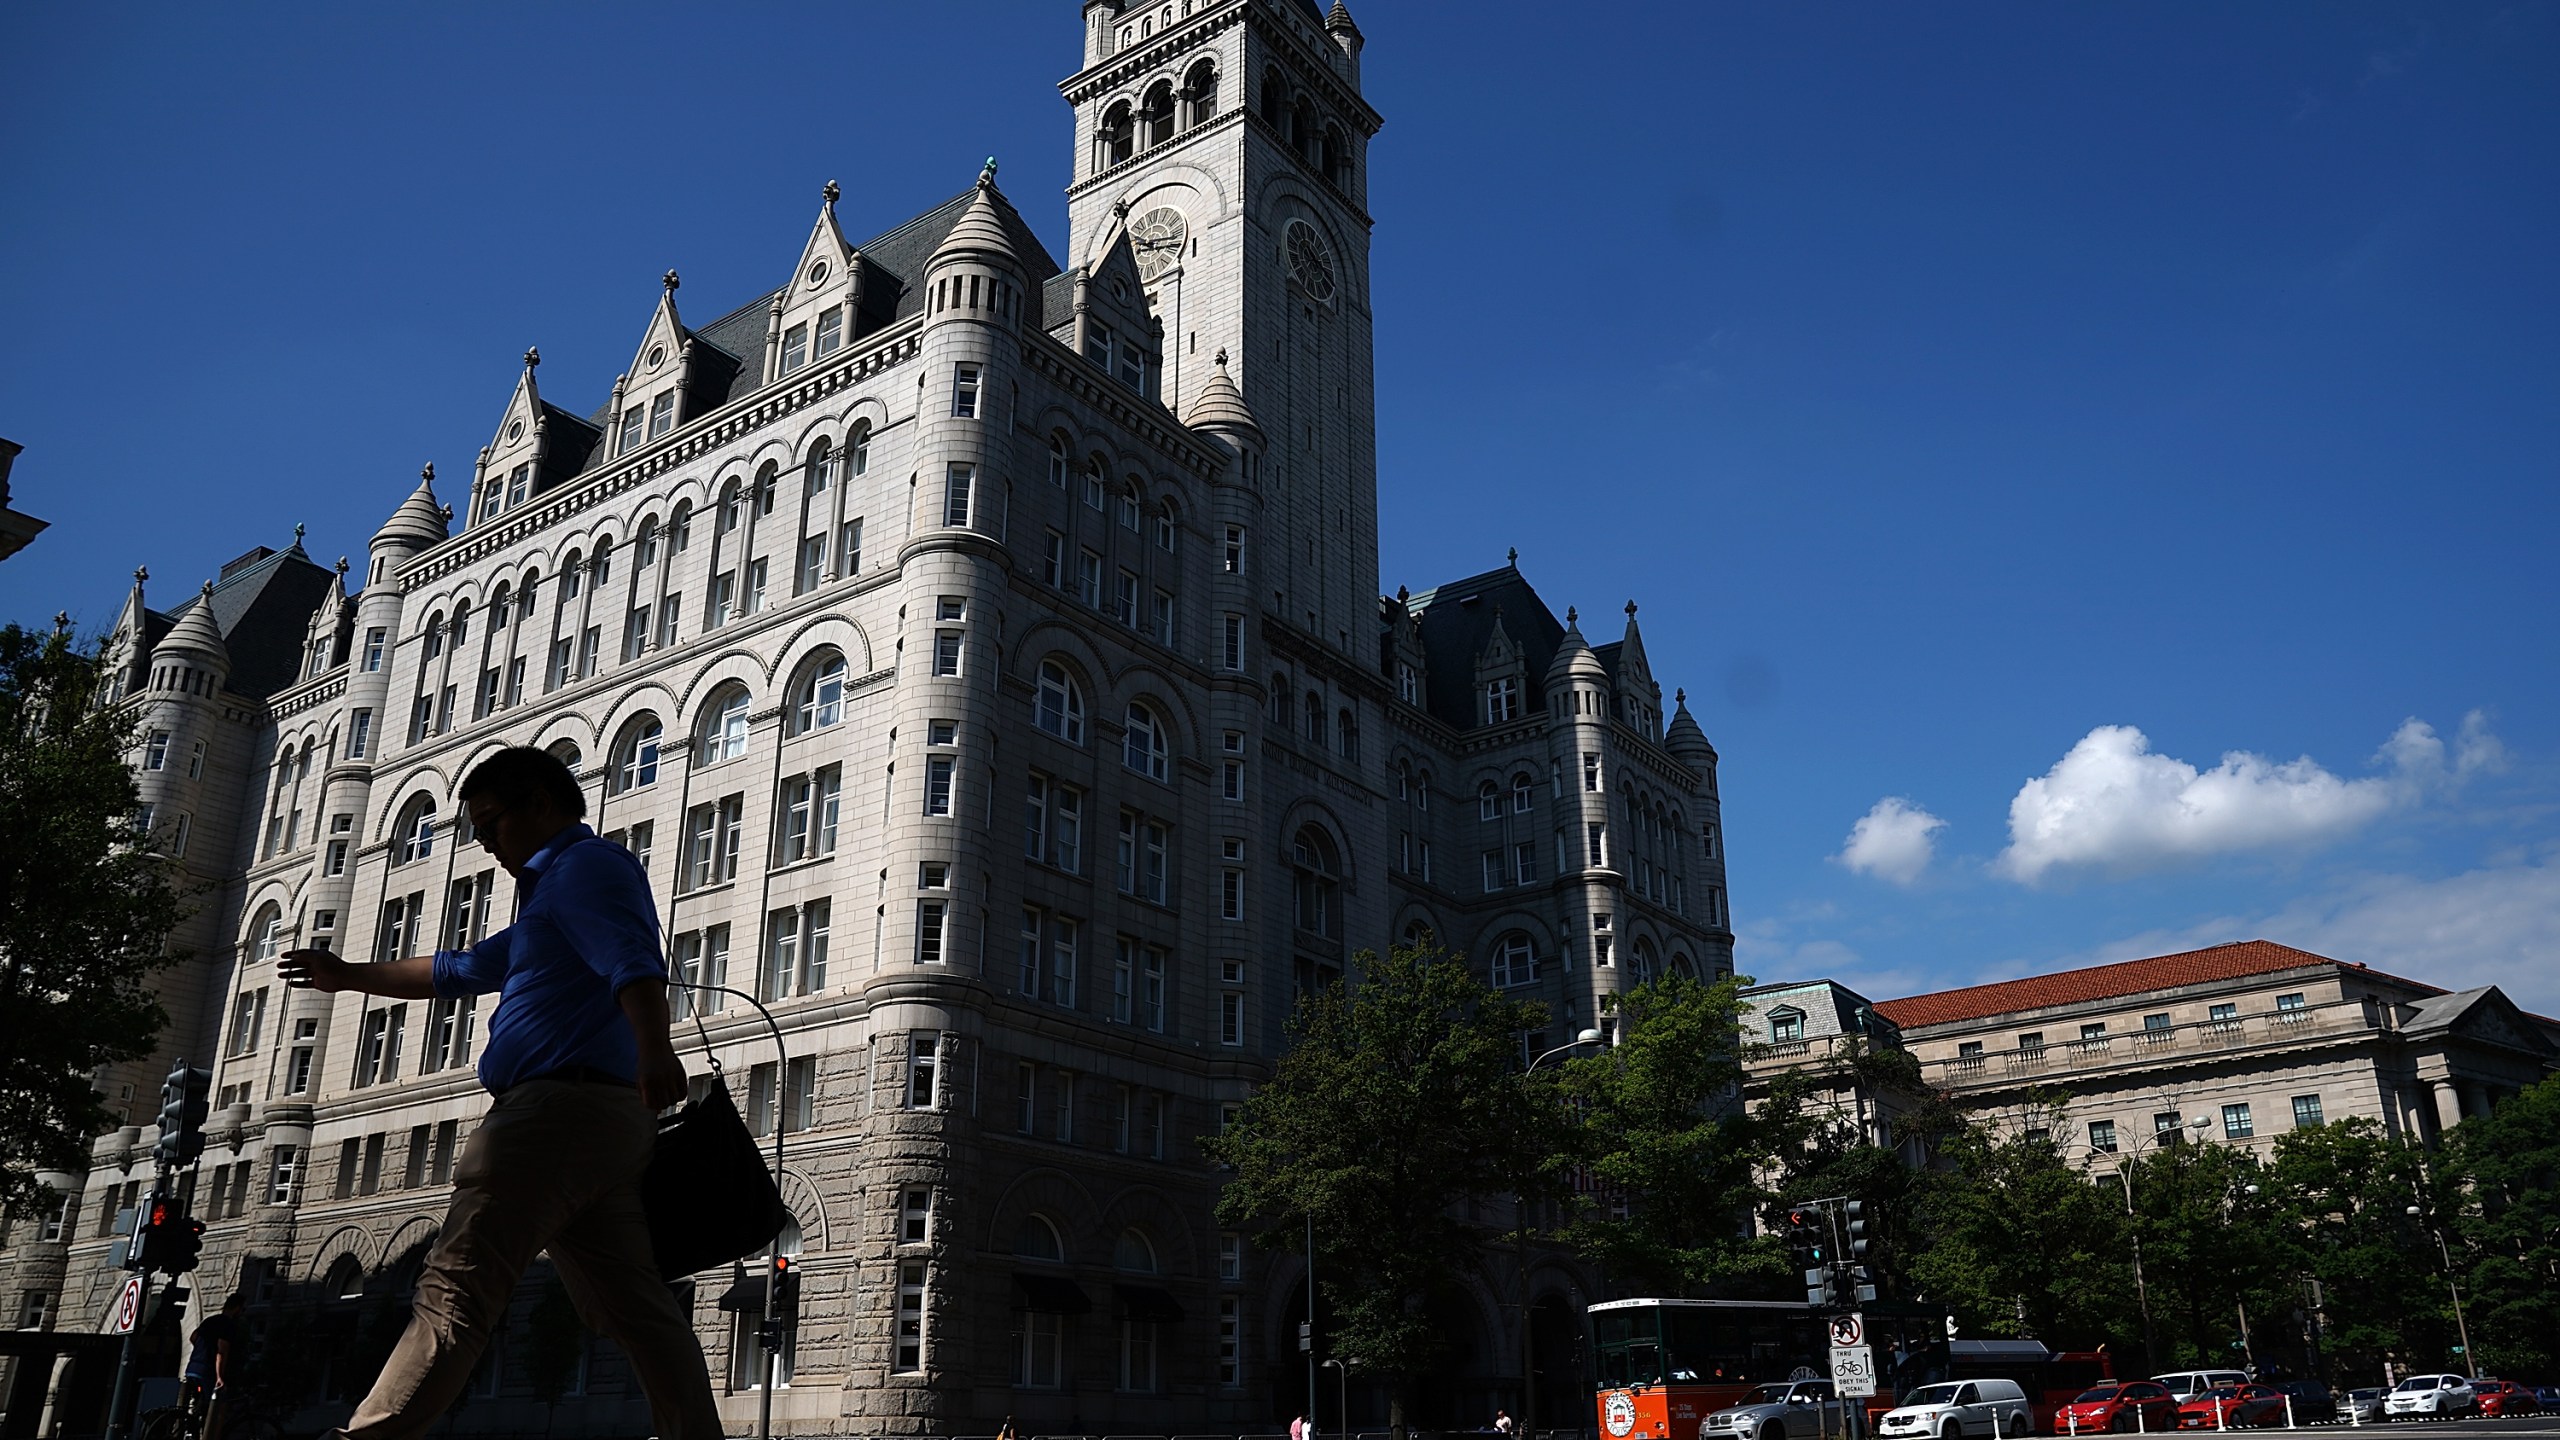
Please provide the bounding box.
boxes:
[1063,0,1382,655]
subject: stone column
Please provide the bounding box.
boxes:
[2431,1077,2463,1136]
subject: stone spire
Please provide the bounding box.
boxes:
[1185,349,1261,436]
[161,581,230,668]
[375,462,450,550]
[1665,687,1717,766]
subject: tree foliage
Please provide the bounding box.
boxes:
[2449,1075,2560,1377]
[0,623,187,1218]
[1200,943,1561,1423]
[1553,972,1795,1296]
[1903,1122,2142,1350]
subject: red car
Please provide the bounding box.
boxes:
[2057,1383,2180,1434]
[2177,1386,2285,1429]
[2474,1381,2540,1418]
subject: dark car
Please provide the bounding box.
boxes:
[2267,1383,2336,1425]
[2473,1381,2539,1418]
[2057,1383,2180,1434]
[2177,1386,2285,1430]
[2533,1386,2560,1411]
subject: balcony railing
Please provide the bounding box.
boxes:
[1928,999,2374,1088]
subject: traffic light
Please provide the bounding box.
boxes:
[164,1214,206,1275]
[768,1255,800,1320]
[153,1061,212,1169]
[131,1194,205,1276]
[1845,1200,1873,1263]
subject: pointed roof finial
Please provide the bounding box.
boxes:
[1565,605,1577,625]
[822,178,841,206]
[335,555,350,575]
[1215,347,1230,368]
[421,461,435,483]
[1396,584,1409,602]
[524,346,540,371]
[438,502,454,522]
[979,155,999,188]
[53,610,71,636]
[133,565,149,586]
[1625,600,1638,618]
[292,522,306,545]
[1508,546,1519,567]
[663,269,681,294]
[200,580,215,599]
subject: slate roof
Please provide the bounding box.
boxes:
[1401,564,1565,732]
[148,544,339,700]
[577,186,1062,460]
[1872,940,2350,1029]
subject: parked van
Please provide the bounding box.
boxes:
[1878,1379,2035,1439]
[2152,1371,2250,1403]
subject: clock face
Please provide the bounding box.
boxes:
[1129,206,1188,281]
[1284,219,1336,305]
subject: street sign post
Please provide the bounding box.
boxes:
[109,1276,144,1336]
[1830,1343,1877,1399]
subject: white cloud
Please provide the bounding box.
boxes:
[1835,797,1946,886]
[1993,715,2496,884]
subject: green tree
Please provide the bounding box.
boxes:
[1555,972,1792,1296]
[1901,1118,2139,1351]
[2127,1137,2290,1367]
[0,623,187,1219]
[1761,1038,1967,1281]
[1200,943,1559,1427]
[2450,1075,2560,1378]
[2263,1119,2450,1381]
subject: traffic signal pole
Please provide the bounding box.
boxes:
[101,1223,169,1440]
[104,1059,212,1440]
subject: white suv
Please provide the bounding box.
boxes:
[1878,1380,2034,1440]
[2384,1375,2474,1419]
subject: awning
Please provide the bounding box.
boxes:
[1012,1272,1094,1314]
[1114,1284,1185,1324]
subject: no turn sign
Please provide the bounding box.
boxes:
[110,1276,144,1335]
[1828,1313,1864,1348]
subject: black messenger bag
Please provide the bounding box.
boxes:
[640,1072,790,1280]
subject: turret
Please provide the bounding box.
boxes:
[1664,688,1716,772]
[1326,1,1365,82]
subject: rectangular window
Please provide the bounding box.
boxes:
[1114,570,1140,627]
[2080,1022,2108,1040]
[1112,937,1136,1024]
[784,1056,816,1132]
[1142,947,1166,1032]
[267,1145,300,1205]
[547,639,572,691]
[2144,1011,2173,1032]
[1221,837,1245,921]
[361,627,387,672]
[1218,1297,1244,1386]
[932,630,962,675]
[1153,590,1176,646]
[503,656,525,707]
[325,839,349,876]
[710,570,736,629]
[1485,676,1521,723]
[473,668,499,720]
[924,757,955,815]
[227,988,268,1057]
[1051,1068,1075,1141]
[1043,530,1067,587]
[648,390,675,438]
[837,516,863,577]
[1078,549,1103,607]
[1513,841,1537,885]
[908,1031,940,1109]
[656,595,681,649]
[781,322,809,374]
[916,900,948,964]
[1221,613,1244,670]
[2222,1103,2255,1139]
[1054,784,1083,872]
[901,1185,933,1244]
[1019,909,1044,996]
[2153,1110,2183,1138]
[1221,991,1244,1046]
[1049,917,1079,1008]
[625,607,649,661]
[1017,1061,1038,1133]
[952,365,980,418]
[943,465,973,527]
[2209,1002,2238,1022]
[744,558,767,615]
[1482,851,1505,892]
[620,403,645,453]
[747,1061,779,1136]
[423,995,477,1073]
[2291,1094,2324,1128]
[814,305,843,357]
[2018,1031,2045,1053]
[1222,758,1244,802]
[796,536,826,595]
[2088,1119,2119,1154]
[1587,823,1607,868]
[765,909,800,1001]
[895,1261,928,1371]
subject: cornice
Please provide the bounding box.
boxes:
[402,325,924,591]
[1021,334,1225,480]
[1060,3,1248,104]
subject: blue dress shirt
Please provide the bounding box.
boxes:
[431,823,667,1094]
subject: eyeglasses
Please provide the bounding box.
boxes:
[468,802,514,847]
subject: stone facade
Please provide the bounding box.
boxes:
[1870,941,2559,1160]
[0,1,1732,1432]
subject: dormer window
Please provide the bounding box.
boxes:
[504,463,530,508]
[1769,1009,1805,1044]
[1117,341,1147,392]
[1085,323,1114,373]
[814,306,844,358]
[781,323,810,375]
[619,404,644,453]
[648,392,675,439]
[1484,676,1521,724]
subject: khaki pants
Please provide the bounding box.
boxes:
[338,1076,725,1439]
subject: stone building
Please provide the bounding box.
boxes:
[1871,940,2559,1159]
[0,1,1732,1432]
[1737,980,1920,1157]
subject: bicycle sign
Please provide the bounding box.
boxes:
[111,1276,144,1335]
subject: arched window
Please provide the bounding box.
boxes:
[326,1254,367,1301]
[1124,703,1169,781]
[636,515,661,568]
[489,582,512,631]
[1270,675,1292,727]
[1260,67,1288,130]
[1337,708,1358,762]
[1140,81,1176,148]
[560,550,584,601]
[1154,501,1178,552]
[698,687,750,764]
[1632,938,1658,984]
[1322,123,1351,188]
[1099,102,1135,168]
[516,571,539,622]
[753,461,778,518]
[1114,1227,1158,1274]
[249,905,284,963]
[848,422,871,476]
[1491,933,1536,988]
[1402,919,1437,949]
[422,609,446,660]
[1671,952,1698,980]
[450,599,471,646]
[1302,691,1324,742]
[1013,1214,1065,1262]
[717,480,745,536]
[1513,773,1536,814]
[546,738,583,773]
[592,536,615,586]
[393,794,437,865]
[1048,434,1071,488]
[614,715,664,793]
[806,437,836,496]
[1293,98,1318,160]
[1035,661,1086,743]
[794,653,848,733]
[1184,59,1219,128]
[1478,780,1501,821]
[1291,826,1340,938]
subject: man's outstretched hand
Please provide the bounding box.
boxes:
[279,948,350,992]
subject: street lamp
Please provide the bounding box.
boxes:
[1517,1027,1604,1440]
[1323,1356,1352,1440]
[2100,1114,2206,1371]
[2405,1204,2475,1377]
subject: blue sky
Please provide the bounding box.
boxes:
[4,3,2555,1009]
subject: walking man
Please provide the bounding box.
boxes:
[282,746,723,1438]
